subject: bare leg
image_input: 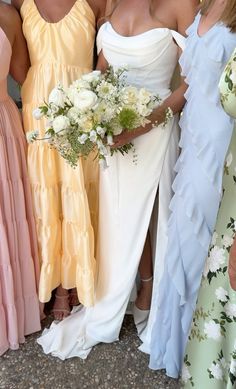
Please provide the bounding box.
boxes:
[69,288,80,306]
[52,285,70,321]
[135,231,153,310]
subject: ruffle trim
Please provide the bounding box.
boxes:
[179,14,230,105]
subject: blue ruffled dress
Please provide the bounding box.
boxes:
[149,13,236,378]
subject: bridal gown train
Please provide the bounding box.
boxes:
[38,23,185,359]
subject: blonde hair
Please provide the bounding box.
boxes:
[201,0,236,31]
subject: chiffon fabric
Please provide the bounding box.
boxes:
[182,48,236,389]
[149,14,236,378]
[37,23,186,360]
[0,27,41,356]
[20,0,98,305]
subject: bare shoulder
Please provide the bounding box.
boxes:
[173,0,199,35]
[11,0,24,11]
[87,0,106,20]
[0,2,21,25]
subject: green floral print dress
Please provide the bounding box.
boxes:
[182,48,236,388]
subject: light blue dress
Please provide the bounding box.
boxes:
[149,13,236,378]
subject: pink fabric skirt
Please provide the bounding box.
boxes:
[0,97,41,355]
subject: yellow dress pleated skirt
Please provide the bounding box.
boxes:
[20,0,98,305]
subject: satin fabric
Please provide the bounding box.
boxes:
[0,27,41,355]
[20,0,97,305]
[37,24,186,360]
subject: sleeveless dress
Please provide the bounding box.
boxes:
[182,48,236,389]
[37,22,185,360]
[149,14,236,378]
[20,0,97,305]
[0,27,41,355]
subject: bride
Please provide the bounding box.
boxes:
[38,0,198,359]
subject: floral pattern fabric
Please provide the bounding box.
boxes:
[182,48,236,388]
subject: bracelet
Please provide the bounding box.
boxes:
[151,107,174,129]
[163,107,174,127]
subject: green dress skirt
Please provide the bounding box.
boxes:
[182,48,236,388]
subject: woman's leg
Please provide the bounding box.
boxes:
[136,231,153,310]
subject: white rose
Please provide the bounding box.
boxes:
[209,363,223,380]
[215,287,229,302]
[224,302,236,319]
[82,70,101,83]
[138,88,152,104]
[49,86,66,107]
[226,152,233,167]
[52,115,70,134]
[222,234,234,248]
[74,90,98,111]
[121,86,139,105]
[181,364,191,383]
[33,108,44,120]
[204,320,221,340]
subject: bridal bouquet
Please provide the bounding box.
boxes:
[28,67,163,167]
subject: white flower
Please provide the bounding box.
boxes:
[78,134,88,144]
[52,115,70,134]
[120,86,139,105]
[209,363,223,380]
[204,320,221,340]
[33,108,44,120]
[73,90,98,111]
[211,232,218,246]
[226,152,233,167]
[138,88,152,104]
[107,135,114,146]
[215,287,229,302]
[220,357,227,369]
[222,234,234,248]
[96,126,105,137]
[230,360,236,375]
[230,71,236,84]
[49,86,66,107]
[136,103,152,117]
[82,70,101,83]
[89,130,97,143]
[26,129,39,143]
[203,246,225,276]
[224,302,236,319]
[181,363,191,383]
[67,107,81,122]
[97,81,117,99]
[77,116,94,133]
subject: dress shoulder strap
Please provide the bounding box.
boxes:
[171,30,186,51]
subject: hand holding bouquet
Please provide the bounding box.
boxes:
[28,67,171,168]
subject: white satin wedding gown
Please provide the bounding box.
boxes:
[38,22,185,360]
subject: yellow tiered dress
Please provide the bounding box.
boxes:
[20,0,98,306]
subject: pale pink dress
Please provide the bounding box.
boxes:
[0,27,41,355]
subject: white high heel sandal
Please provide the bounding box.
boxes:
[133,276,153,338]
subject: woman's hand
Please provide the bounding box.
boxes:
[229,236,236,291]
[111,126,148,148]
[111,104,169,148]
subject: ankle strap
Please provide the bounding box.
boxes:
[140,276,153,282]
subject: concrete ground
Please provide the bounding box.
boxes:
[0,316,180,389]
